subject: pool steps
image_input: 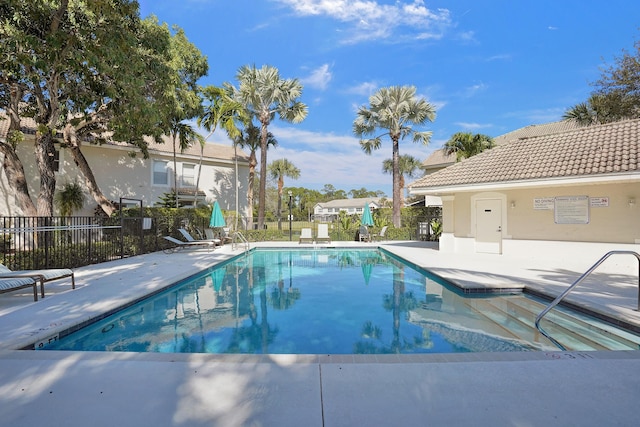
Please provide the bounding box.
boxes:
[468,296,640,351]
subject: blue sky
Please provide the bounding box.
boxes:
[138,0,640,197]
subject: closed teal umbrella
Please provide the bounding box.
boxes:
[209,201,226,228]
[210,267,225,292]
[361,203,374,226]
[361,262,373,286]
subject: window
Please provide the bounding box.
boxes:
[53,150,60,172]
[153,160,169,185]
[182,164,195,187]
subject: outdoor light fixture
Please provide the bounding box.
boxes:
[629,198,636,208]
[288,190,293,241]
[511,201,516,209]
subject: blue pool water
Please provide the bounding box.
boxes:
[42,249,640,354]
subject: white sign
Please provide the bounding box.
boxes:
[555,196,589,224]
[590,197,609,207]
[534,197,555,210]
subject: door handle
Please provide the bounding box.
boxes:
[497,226,502,232]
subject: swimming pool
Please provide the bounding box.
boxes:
[41,248,640,354]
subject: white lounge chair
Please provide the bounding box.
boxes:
[163,236,216,253]
[178,228,221,246]
[206,227,232,244]
[372,226,388,242]
[316,224,331,243]
[0,263,75,299]
[0,276,40,301]
[299,228,313,244]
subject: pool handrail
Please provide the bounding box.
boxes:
[534,250,640,350]
[232,231,249,252]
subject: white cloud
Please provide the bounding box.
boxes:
[270,125,358,153]
[461,82,487,98]
[273,0,453,43]
[265,124,437,195]
[456,30,477,44]
[453,122,493,131]
[485,54,512,62]
[502,107,565,124]
[346,81,379,97]
[301,64,333,90]
[197,121,440,196]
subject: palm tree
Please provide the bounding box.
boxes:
[229,64,307,230]
[382,154,422,207]
[442,132,494,162]
[168,119,204,208]
[234,123,278,229]
[267,159,301,230]
[55,181,86,217]
[562,93,629,126]
[196,86,247,207]
[353,85,436,227]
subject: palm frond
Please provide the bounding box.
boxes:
[360,137,382,154]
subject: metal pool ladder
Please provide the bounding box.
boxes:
[535,250,640,350]
[232,231,249,252]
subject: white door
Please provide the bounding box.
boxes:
[476,199,502,254]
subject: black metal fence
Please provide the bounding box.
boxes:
[0,215,192,270]
[1,216,115,269]
[0,207,440,270]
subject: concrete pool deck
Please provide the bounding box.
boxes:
[0,241,639,426]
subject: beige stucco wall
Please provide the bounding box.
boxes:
[505,184,638,243]
[439,180,640,253]
[0,139,249,217]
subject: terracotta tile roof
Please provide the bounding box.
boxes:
[421,120,579,170]
[421,149,456,168]
[491,120,580,145]
[409,119,640,190]
[0,111,248,163]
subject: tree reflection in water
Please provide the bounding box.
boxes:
[354,260,429,354]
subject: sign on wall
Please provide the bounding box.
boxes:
[589,197,609,207]
[554,196,589,224]
[533,197,555,210]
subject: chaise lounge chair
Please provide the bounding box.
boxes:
[372,226,388,242]
[163,236,217,253]
[0,263,75,300]
[178,228,221,246]
[316,223,331,244]
[0,276,40,301]
[358,225,371,242]
[205,228,232,244]
[299,228,313,244]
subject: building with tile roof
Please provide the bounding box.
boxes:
[0,112,250,216]
[420,121,581,207]
[313,198,382,222]
[409,119,639,257]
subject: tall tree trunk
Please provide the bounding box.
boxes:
[399,175,405,209]
[0,142,37,216]
[257,120,269,230]
[247,150,256,230]
[34,131,56,216]
[391,136,401,228]
[1,87,37,216]
[63,124,116,216]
